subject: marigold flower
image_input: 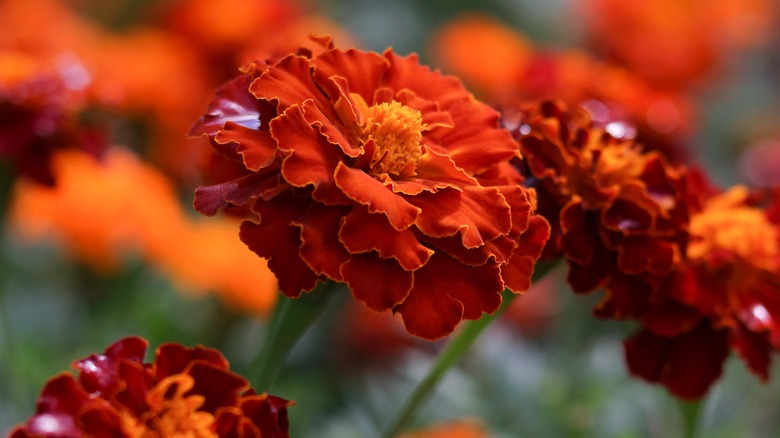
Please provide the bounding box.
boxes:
[0,51,104,185]
[625,185,780,399]
[192,37,550,340]
[10,336,292,438]
[10,148,277,314]
[514,100,688,320]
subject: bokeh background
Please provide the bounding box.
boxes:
[2,0,780,436]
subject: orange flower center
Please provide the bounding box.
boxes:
[357,101,425,178]
[121,374,217,438]
[687,186,779,270]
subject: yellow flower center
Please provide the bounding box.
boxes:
[121,374,217,438]
[584,135,645,187]
[357,101,425,178]
[687,186,779,271]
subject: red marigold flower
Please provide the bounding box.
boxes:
[10,336,293,438]
[513,99,689,320]
[191,37,550,340]
[0,52,105,185]
[625,184,780,399]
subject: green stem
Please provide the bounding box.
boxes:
[252,281,339,391]
[382,260,558,438]
[678,399,703,438]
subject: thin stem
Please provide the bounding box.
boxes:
[382,260,558,438]
[252,281,339,391]
[678,399,703,438]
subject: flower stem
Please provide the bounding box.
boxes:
[382,260,558,438]
[678,399,703,438]
[252,281,339,391]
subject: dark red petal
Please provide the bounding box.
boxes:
[114,360,153,416]
[239,394,293,438]
[731,321,772,380]
[409,186,511,248]
[194,172,280,216]
[426,234,516,266]
[294,204,352,281]
[239,194,321,297]
[502,216,551,293]
[616,236,679,275]
[340,206,433,271]
[559,201,594,265]
[312,48,390,106]
[250,55,333,116]
[397,252,504,340]
[595,272,651,320]
[272,103,351,206]
[74,336,148,396]
[624,324,729,400]
[333,162,420,230]
[215,122,277,171]
[155,343,229,380]
[640,300,702,337]
[341,253,413,311]
[187,361,249,414]
[190,73,260,138]
[601,196,654,234]
[79,403,124,438]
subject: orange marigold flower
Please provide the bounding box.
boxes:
[625,184,780,399]
[192,37,550,340]
[0,51,104,185]
[429,14,694,161]
[514,100,688,320]
[10,337,292,438]
[10,148,277,314]
[577,0,777,88]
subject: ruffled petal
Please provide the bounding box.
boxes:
[249,55,333,116]
[294,203,352,281]
[239,194,321,297]
[341,253,413,311]
[333,162,421,230]
[273,102,351,206]
[311,48,390,105]
[190,72,260,137]
[215,122,278,171]
[409,186,511,248]
[502,215,551,293]
[340,206,433,271]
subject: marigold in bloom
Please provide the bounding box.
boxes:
[10,337,292,438]
[625,185,780,399]
[10,148,277,314]
[514,100,689,320]
[192,37,550,340]
[0,51,104,184]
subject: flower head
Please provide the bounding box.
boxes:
[192,37,549,340]
[624,184,780,399]
[0,52,105,184]
[513,100,692,324]
[10,337,292,438]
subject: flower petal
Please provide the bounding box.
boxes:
[311,48,390,105]
[250,55,333,116]
[340,206,433,271]
[294,203,352,281]
[409,186,511,248]
[502,215,551,293]
[215,122,278,171]
[239,194,321,297]
[273,102,351,206]
[333,161,421,230]
[190,72,260,137]
[341,253,413,311]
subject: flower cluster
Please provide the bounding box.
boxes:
[513,99,780,399]
[10,337,292,438]
[192,36,550,340]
